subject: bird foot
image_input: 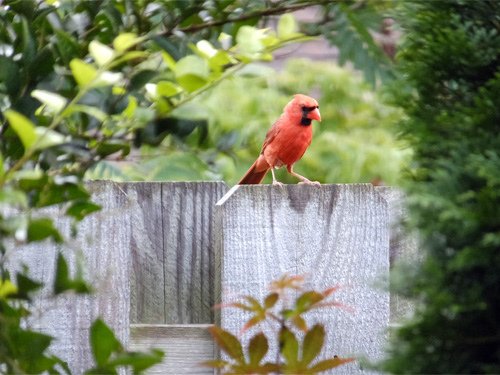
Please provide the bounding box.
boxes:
[272,181,285,187]
[298,179,321,186]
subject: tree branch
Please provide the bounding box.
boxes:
[160,0,332,36]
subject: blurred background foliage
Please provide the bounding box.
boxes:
[89,59,407,185]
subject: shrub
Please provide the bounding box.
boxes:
[383,1,500,373]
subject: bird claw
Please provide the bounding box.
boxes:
[272,181,285,187]
[299,180,321,186]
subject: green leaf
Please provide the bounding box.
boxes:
[27,218,63,243]
[0,279,18,299]
[113,32,140,52]
[14,273,43,300]
[123,96,137,118]
[95,141,130,158]
[5,110,38,151]
[161,51,178,71]
[89,40,115,67]
[90,319,123,366]
[196,40,217,58]
[70,59,98,86]
[96,71,124,86]
[280,326,299,366]
[15,329,53,365]
[53,253,92,294]
[66,200,101,221]
[207,326,245,363]
[175,55,209,92]
[34,127,66,149]
[302,324,325,365]
[0,188,28,208]
[236,26,265,56]
[157,81,183,97]
[107,349,164,373]
[68,105,108,122]
[37,181,90,207]
[248,332,268,365]
[32,90,68,113]
[0,56,21,96]
[278,14,298,39]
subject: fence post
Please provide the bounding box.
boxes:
[6,181,131,374]
[215,184,390,374]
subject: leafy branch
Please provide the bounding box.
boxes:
[205,275,354,374]
[165,0,335,36]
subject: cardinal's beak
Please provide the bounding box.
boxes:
[310,107,321,122]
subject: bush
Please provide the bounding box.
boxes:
[383,1,500,373]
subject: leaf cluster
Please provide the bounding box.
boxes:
[205,275,354,374]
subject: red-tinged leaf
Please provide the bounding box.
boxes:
[264,293,279,309]
[322,286,341,297]
[201,359,229,369]
[226,302,254,312]
[259,363,281,372]
[244,295,263,310]
[248,332,268,365]
[280,326,299,366]
[296,291,324,312]
[270,274,304,293]
[213,301,255,312]
[292,315,308,332]
[316,301,355,312]
[242,315,265,333]
[207,326,244,363]
[302,324,325,365]
[308,357,355,372]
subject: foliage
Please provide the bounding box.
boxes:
[305,0,397,85]
[91,59,407,185]
[205,275,354,374]
[0,0,322,373]
[382,1,500,373]
[85,319,163,375]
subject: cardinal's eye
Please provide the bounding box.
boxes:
[302,105,318,112]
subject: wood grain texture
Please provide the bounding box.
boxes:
[161,182,228,324]
[123,181,227,324]
[6,180,131,374]
[129,324,215,374]
[215,184,390,374]
[126,182,165,324]
[375,187,419,324]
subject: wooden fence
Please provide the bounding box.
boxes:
[6,181,413,374]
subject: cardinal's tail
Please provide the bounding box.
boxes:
[238,158,269,184]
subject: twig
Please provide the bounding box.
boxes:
[160,0,333,36]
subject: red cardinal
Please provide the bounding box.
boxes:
[238,94,321,185]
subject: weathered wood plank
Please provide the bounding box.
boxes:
[6,181,131,374]
[126,182,165,324]
[129,324,215,374]
[215,184,390,374]
[161,182,228,324]
[375,187,419,324]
